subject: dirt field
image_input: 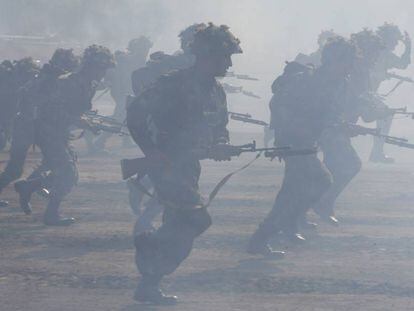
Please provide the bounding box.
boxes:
[1,132,414,311]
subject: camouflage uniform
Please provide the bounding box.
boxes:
[128,24,204,232]
[0,58,40,205]
[14,46,114,224]
[249,38,359,252]
[0,61,15,151]
[91,37,152,151]
[369,23,411,163]
[127,23,240,304]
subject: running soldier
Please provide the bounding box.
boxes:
[248,37,359,253]
[88,37,153,152]
[127,23,241,304]
[0,58,40,207]
[369,23,411,163]
[14,45,114,225]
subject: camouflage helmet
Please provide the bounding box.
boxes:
[376,22,403,42]
[128,36,153,53]
[190,23,242,57]
[317,29,338,47]
[49,48,79,72]
[351,28,384,62]
[179,23,206,51]
[321,36,359,67]
[81,45,115,70]
[12,57,40,83]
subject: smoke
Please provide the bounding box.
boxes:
[1,0,414,135]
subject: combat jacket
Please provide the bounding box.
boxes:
[128,68,229,159]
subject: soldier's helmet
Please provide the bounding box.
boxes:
[376,22,403,43]
[49,48,79,72]
[321,36,359,67]
[179,23,206,52]
[12,57,40,83]
[127,36,153,53]
[190,23,242,57]
[351,28,384,63]
[317,29,338,48]
[81,45,115,70]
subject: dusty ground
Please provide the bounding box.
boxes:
[1,132,414,311]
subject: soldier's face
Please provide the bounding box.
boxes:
[211,53,233,77]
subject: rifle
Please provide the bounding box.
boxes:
[225,72,259,81]
[343,123,412,146]
[82,111,130,136]
[386,72,414,83]
[228,111,269,127]
[264,148,318,161]
[390,107,414,119]
[121,141,291,180]
[221,83,261,99]
[383,72,414,97]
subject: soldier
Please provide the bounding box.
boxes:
[0,58,40,208]
[128,24,205,233]
[89,36,153,152]
[312,30,392,225]
[14,45,114,225]
[0,60,14,152]
[127,23,241,304]
[369,23,411,163]
[262,30,339,149]
[248,37,359,254]
[295,29,339,67]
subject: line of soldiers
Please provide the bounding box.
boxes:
[0,21,413,306]
[0,46,115,224]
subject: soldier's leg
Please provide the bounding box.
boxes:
[370,116,394,163]
[37,137,78,226]
[134,207,211,304]
[127,175,152,215]
[248,157,305,255]
[0,116,34,206]
[133,193,163,234]
[314,133,361,224]
[133,158,207,304]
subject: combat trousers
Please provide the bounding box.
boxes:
[35,121,78,218]
[0,114,34,192]
[315,129,361,216]
[250,154,332,245]
[134,157,211,284]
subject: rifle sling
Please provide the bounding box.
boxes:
[133,153,261,209]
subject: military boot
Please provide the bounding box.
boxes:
[298,213,318,232]
[247,229,285,259]
[43,198,75,226]
[369,151,395,164]
[134,277,178,305]
[14,178,43,215]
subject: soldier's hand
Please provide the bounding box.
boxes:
[209,144,233,161]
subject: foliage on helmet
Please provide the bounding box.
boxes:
[321,36,359,67]
[190,23,242,57]
[128,36,153,53]
[179,23,206,51]
[317,29,338,47]
[50,48,79,72]
[351,28,384,62]
[81,45,115,69]
[376,22,403,41]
